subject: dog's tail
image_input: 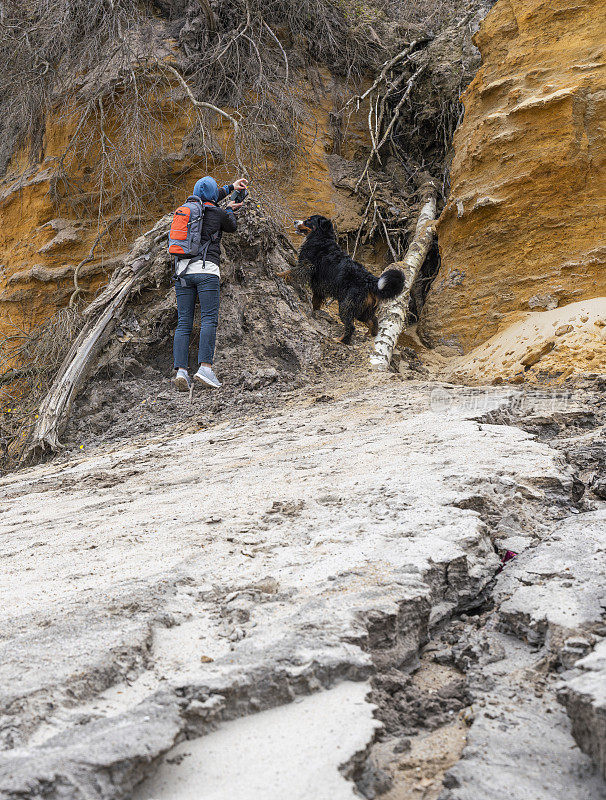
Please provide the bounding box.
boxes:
[375,268,405,300]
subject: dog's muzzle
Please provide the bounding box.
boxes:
[294,220,311,234]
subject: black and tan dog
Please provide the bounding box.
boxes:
[282,214,405,343]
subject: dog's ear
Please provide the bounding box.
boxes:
[318,217,335,235]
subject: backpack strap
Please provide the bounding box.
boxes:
[196,201,220,271]
[196,230,220,270]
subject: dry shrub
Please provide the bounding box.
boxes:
[0,0,467,225]
[0,0,396,221]
[0,309,83,471]
[393,0,468,34]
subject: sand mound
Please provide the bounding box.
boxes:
[446,298,606,384]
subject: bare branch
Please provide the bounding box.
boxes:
[157,62,245,172]
[69,221,117,308]
[351,181,378,260]
[262,20,289,84]
[340,38,429,112]
[355,62,428,192]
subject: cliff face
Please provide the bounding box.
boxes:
[2,0,605,387]
[0,80,370,343]
[421,0,606,381]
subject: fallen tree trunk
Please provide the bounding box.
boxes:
[370,183,438,370]
[23,216,171,458]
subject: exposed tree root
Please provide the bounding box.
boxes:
[355,61,429,193]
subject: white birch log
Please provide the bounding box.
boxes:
[370,185,438,370]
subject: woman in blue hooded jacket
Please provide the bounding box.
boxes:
[173,175,247,390]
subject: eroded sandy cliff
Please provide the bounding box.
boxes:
[1,0,605,388]
[420,0,606,382]
[0,85,369,341]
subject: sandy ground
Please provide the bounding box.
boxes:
[134,681,378,800]
[447,297,606,384]
[0,372,604,799]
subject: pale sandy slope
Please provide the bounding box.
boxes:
[448,297,606,384]
[0,376,604,799]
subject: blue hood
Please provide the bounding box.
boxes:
[193,176,219,202]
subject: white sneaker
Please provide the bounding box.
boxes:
[173,368,192,392]
[194,365,222,389]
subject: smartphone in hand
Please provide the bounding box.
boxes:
[230,188,249,204]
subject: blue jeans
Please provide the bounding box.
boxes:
[173,274,220,368]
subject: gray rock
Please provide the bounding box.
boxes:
[561,640,606,780]
[0,382,599,798]
[496,509,606,654]
[439,633,606,800]
[0,693,180,799]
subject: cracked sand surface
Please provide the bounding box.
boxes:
[0,378,602,798]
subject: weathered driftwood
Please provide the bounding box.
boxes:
[24,216,171,458]
[370,184,438,370]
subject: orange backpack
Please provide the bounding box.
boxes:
[168,197,220,284]
[168,196,205,257]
